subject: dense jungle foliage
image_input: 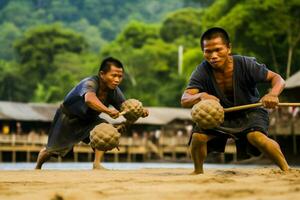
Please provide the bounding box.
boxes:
[0,0,299,106]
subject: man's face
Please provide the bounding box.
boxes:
[100,65,124,89]
[202,37,231,71]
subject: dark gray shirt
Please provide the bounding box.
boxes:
[63,75,125,119]
[187,55,270,158]
[187,55,268,108]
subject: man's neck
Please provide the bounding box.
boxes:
[213,56,233,73]
[99,78,109,93]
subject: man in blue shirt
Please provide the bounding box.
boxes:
[35,57,148,169]
[181,27,289,174]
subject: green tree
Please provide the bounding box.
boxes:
[0,1,32,27]
[249,0,300,78]
[47,0,80,22]
[116,21,159,49]
[98,19,119,41]
[14,24,88,101]
[0,22,22,60]
[0,0,9,9]
[183,0,216,7]
[0,1,48,28]
[182,48,203,82]
[68,19,107,52]
[33,52,99,103]
[102,34,181,106]
[160,8,203,43]
[0,60,27,101]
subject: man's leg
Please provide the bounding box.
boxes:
[93,150,106,170]
[189,133,214,174]
[35,147,53,169]
[247,131,289,171]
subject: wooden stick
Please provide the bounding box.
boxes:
[118,110,127,116]
[277,103,300,107]
[224,102,300,113]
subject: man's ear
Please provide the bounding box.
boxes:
[99,71,104,78]
[228,43,232,54]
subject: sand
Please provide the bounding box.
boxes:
[0,167,300,200]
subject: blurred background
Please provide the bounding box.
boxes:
[0,0,299,166]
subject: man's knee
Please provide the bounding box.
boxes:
[191,133,209,147]
[247,131,269,148]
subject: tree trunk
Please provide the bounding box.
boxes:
[286,30,300,79]
[268,41,279,73]
[286,46,293,79]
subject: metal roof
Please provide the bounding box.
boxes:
[0,101,51,121]
[100,107,192,125]
[29,103,58,121]
[0,101,192,125]
[285,71,300,89]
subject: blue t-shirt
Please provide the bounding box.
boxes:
[187,55,269,108]
[62,75,125,119]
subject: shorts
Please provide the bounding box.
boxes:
[46,106,107,157]
[189,108,269,160]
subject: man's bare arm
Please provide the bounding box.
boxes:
[266,70,285,97]
[85,92,119,118]
[181,88,219,108]
[261,70,285,108]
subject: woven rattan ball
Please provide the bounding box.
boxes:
[121,99,144,122]
[191,99,224,129]
[89,123,121,151]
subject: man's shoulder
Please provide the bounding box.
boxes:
[233,55,257,63]
[64,75,98,101]
[109,86,126,104]
[187,61,210,85]
[80,75,98,82]
[194,60,209,73]
[114,86,125,97]
[76,75,98,86]
[114,86,123,93]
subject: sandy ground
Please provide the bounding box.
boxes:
[0,167,300,200]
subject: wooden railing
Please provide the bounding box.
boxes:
[0,134,238,163]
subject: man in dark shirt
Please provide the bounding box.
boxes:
[181,27,289,174]
[35,57,148,169]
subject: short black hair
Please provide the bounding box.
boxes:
[200,27,230,50]
[99,57,124,73]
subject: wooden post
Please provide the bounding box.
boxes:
[12,151,16,163]
[114,151,119,162]
[292,118,297,155]
[87,152,92,162]
[26,150,30,162]
[127,147,131,162]
[74,152,78,162]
